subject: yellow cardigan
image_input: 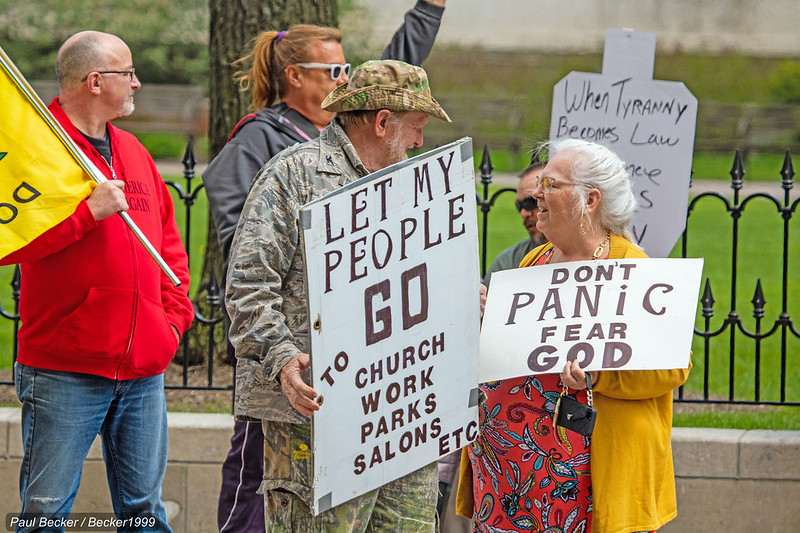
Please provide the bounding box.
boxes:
[457,234,691,533]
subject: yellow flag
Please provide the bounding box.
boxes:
[0,46,180,286]
[0,46,96,260]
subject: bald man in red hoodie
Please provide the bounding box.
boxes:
[3,31,193,532]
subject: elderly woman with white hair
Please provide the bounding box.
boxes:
[459,139,690,533]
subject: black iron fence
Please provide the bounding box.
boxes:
[675,151,799,406]
[1,141,798,407]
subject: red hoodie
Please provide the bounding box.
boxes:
[1,98,194,379]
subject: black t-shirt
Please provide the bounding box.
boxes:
[81,130,112,165]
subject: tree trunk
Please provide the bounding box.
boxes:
[178,0,339,365]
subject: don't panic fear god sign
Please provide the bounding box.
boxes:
[479,258,702,383]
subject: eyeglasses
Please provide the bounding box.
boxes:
[535,175,591,193]
[294,62,351,80]
[515,197,538,212]
[80,68,136,82]
[535,175,561,193]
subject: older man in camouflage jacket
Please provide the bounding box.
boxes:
[226,60,451,532]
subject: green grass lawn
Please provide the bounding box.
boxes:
[674,407,800,430]
[673,193,800,429]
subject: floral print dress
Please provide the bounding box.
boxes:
[467,374,592,533]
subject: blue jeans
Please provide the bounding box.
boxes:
[14,363,171,532]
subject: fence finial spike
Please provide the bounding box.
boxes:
[701,278,715,318]
[207,269,221,306]
[730,150,745,189]
[182,135,197,171]
[781,150,794,189]
[751,279,766,319]
[11,265,20,292]
[480,145,494,185]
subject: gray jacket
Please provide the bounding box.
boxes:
[203,104,315,259]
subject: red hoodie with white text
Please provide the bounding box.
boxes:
[1,98,193,379]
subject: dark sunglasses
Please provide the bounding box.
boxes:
[515,197,538,212]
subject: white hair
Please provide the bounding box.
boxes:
[547,138,636,239]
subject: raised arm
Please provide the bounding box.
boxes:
[381,0,446,66]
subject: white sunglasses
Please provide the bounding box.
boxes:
[294,62,351,80]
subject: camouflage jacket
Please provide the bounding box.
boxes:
[226,120,369,423]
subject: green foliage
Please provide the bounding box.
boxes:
[0,0,208,84]
[422,50,797,156]
[653,52,784,104]
[767,61,800,104]
[339,0,379,67]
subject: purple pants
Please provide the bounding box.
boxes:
[218,420,265,532]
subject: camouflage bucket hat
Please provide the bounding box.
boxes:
[321,59,451,122]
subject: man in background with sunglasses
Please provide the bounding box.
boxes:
[202,2,448,532]
[482,160,548,286]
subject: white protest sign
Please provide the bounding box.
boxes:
[550,28,698,258]
[479,258,702,383]
[301,138,480,515]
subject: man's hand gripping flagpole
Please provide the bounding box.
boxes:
[0,46,182,287]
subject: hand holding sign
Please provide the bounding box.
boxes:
[561,358,598,391]
[479,282,487,319]
[279,353,319,416]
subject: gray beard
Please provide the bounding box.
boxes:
[385,130,409,165]
[119,101,135,118]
